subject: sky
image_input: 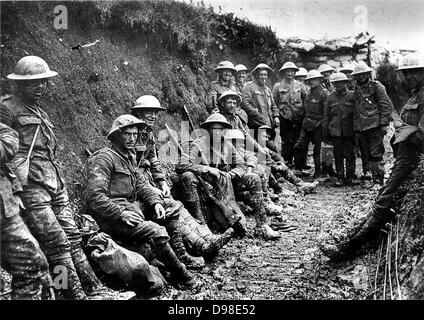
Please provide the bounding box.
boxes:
[180,0,424,51]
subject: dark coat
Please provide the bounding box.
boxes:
[323,90,355,137]
[302,86,328,131]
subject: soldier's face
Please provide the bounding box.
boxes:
[322,71,333,80]
[17,79,48,102]
[222,97,237,114]
[295,76,306,83]
[284,69,296,81]
[208,123,226,143]
[256,70,268,85]
[307,78,321,88]
[236,71,247,84]
[402,69,424,89]
[219,69,234,82]
[334,81,347,91]
[258,129,269,143]
[135,109,157,126]
[117,127,139,150]
[355,73,370,84]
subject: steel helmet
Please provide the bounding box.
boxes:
[131,95,166,111]
[225,129,245,141]
[107,114,146,140]
[330,72,349,83]
[214,61,237,73]
[251,63,273,75]
[338,64,354,74]
[396,53,424,71]
[217,90,241,104]
[200,109,232,129]
[7,56,58,80]
[317,64,335,74]
[295,67,308,77]
[279,61,299,72]
[235,64,248,73]
[305,70,323,81]
[258,125,272,131]
[351,61,373,76]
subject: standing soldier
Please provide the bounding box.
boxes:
[351,61,393,186]
[0,56,106,299]
[320,53,424,260]
[82,115,201,289]
[294,70,328,178]
[272,61,307,165]
[130,95,231,266]
[1,122,50,300]
[338,64,355,90]
[234,64,248,95]
[295,67,310,94]
[323,73,358,186]
[206,61,238,113]
[318,64,336,94]
[241,63,280,151]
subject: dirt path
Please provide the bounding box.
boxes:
[162,180,377,300]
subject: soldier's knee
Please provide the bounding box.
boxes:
[143,221,170,246]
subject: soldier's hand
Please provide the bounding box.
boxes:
[160,181,171,198]
[274,117,280,128]
[207,167,221,178]
[154,203,166,220]
[120,210,143,227]
[394,120,403,129]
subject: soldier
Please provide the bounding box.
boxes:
[130,95,232,264]
[323,73,358,186]
[351,61,393,186]
[176,110,280,240]
[241,63,280,151]
[320,53,424,260]
[206,61,238,113]
[338,64,355,90]
[318,64,336,94]
[82,115,200,289]
[0,122,50,300]
[234,64,248,95]
[1,56,106,299]
[294,70,328,178]
[295,67,310,94]
[272,61,307,165]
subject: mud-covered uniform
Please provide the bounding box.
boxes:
[353,80,393,183]
[272,79,307,164]
[0,95,91,299]
[323,90,356,180]
[0,122,49,300]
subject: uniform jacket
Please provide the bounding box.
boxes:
[241,81,278,128]
[134,128,166,186]
[272,79,306,122]
[0,95,63,191]
[353,80,393,131]
[206,79,239,113]
[301,86,328,131]
[394,85,424,147]
[0,122,20,221]
[323,90,355,137]
[82,146,162,223]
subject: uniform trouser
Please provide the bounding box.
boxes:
[332,136,355,179]
[357,127,385,182]
[1,212,49,299]
[232,172,267,226]
[294,126,322,171]
[355,134,369,175]
[373,140,423,215]
[19,180,86,296]
[280,118,303,165]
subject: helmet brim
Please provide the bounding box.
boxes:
[7,70,58,80]
[305,76,323,81]
[214,67,237,73]
[279,67,299,72]
[131,106,166,111]
[396,65,424,72]
[200,121,232,130]
[106,121,147,140]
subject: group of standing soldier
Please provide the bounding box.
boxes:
[1,51,423,299]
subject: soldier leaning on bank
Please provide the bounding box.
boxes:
[351,61,393,186]
[0,122,50,300]
[323,73,358,187]
[320,53,424,260]
[0,56,108,299]
[272,62,307,166]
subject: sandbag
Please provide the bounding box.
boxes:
[86,232,164,295]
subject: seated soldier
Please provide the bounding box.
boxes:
[130,95,234,261]
[176,110,280,240]
[82,115,200,290]
[257,125,319,194]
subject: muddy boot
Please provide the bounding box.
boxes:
[344,177,361,186]
[250,194,280,240]
[264,196,284,217]
[55,258,87,300]
[201,228,234,257]
[320,209,389,260]
[154,243,202,290]
[334,177,344,187]
[167,219,205,269]
[254,224,281,240]
[184,200,206,225]
[296,180,319,194]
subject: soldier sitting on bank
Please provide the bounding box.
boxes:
[82,115,201,290]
